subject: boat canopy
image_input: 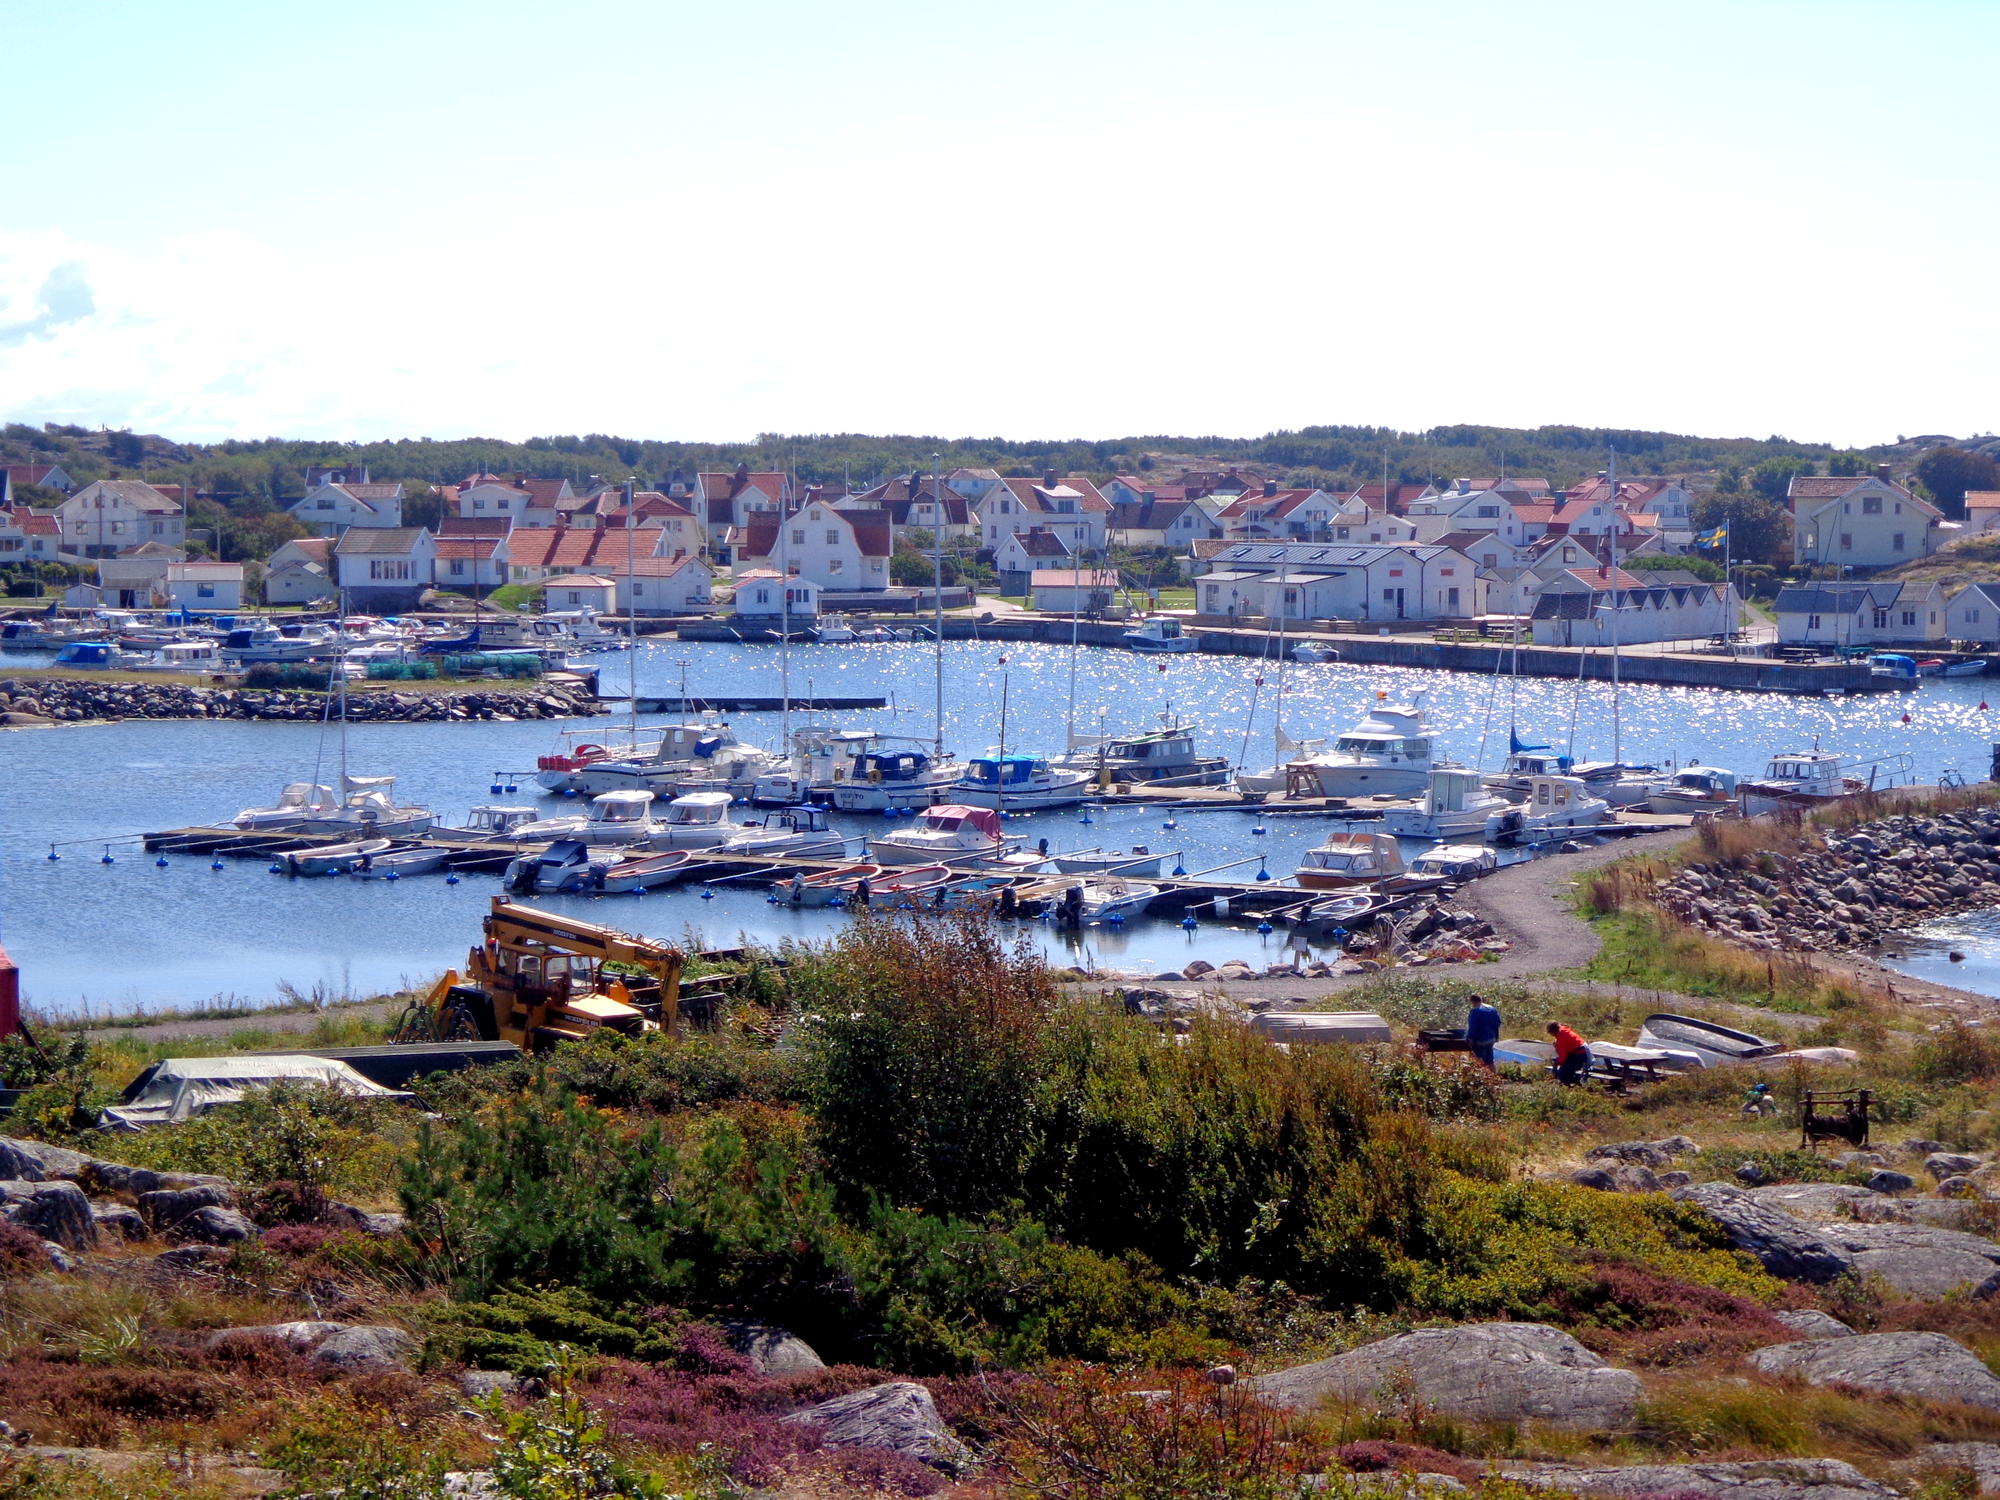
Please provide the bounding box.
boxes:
[105,1055,412,1129]
[856,750,931,781]
[919,804,1003,838]
[663,791,733,823]
[590,790,659,822]
[964,754,1046,785]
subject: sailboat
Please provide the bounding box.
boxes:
[948,670,1092,811]
[233,655,434,836]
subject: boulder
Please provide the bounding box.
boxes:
[1866,1170,1918,1195]
[1671,1183,1853,1283]
[0,1142,44,1183]
[1585,1138,1697,1168]
[88,1204,147,1242]
[459,1370,526,1400]
[1502,1459,1897,1500]
[81,1162,165,1197]
[312,1325,419,1373]
[1772,1310,1855,1339]
[1929,1153,1985,1180]
[1749,1331,2000,1409]
[1908,1443,2000,1496]
[1824,1220,2000,1266]
[0,1139,93,1182]
[206,1321,347,1354]
[1246,1323,1639,1430]
[1745,1184,1881,1220]
[138,1184,234,1234]
[1849,1247,2000,1300]
[174,1207,257,1245]
[720,1319,825,1376]
[5,1182,95,1251]
[781,1382,972,1472]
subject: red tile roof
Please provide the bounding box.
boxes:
[507,526,671,571]
[997,475,1112,514]
[2,465,62,487]
[4,508,58,534]
[434,536,502,560]
[439,516,511,536]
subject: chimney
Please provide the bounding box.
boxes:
[1876,463,1894,484]
[1455,478,1470,494]
[1044,468,1058,488]
[1263,479,1279,497]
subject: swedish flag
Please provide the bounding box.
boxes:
[1695,525,1728,550]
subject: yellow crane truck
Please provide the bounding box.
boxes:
[392,897,729,1051]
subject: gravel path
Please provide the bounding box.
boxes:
[74,996,407,1046]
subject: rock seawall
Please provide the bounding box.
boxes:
[0,676,605,725]
[1654,803,2000,951]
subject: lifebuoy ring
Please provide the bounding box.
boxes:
[868,770,882,783]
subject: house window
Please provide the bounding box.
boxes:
[1382,589,1396,602]
[317,497,334,509]
[791,529,805,545]
[1808,614,1822,629]
[825,530,839,544]
[1873,609,1889,629]
[1841,534,1853,551]
[1892,533,1905,552]
[1863,495,1882,514]
[1447,586,1461,611]
[829,559,844,573]
[1903,610,1917,626]
[1972,609,1984,624]
[196,584,214,599]
[450,560,465,576]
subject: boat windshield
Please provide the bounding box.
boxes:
[1335,736,1427,756]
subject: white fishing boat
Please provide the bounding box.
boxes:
[509,789,663,846]
[1363,766,1513,840]
[350,847,451,880]
[751,727,885,806]
[436,805,550,841]
[1736,752,1870,817]
[51,640,151,670]
[1075,878,1162,921]
[824,746,962,811]
[1050,846,1164,878]
[535,717,776,796]
[1483,735,1656,807]
[1121,615,1198,653]
[1495,775,1613,842]
[504,839,697,894]
[220,621,341,662]
[1300,695,1437,799]
[1291,642,1338,663]
[1235,730,1329,797]
[1054,722,1229,788]
[135,640,224,672]
[1946,660,1989,678]
[1293,830,1415,891]
[235,774,434,839]
[1408,843,1499,881]
[950,754,1092,812]
[646,790,741,849]
[867,803,1044,869]
[274,837,393,877]
[1646,764,1740,817]
[716,805,847,861]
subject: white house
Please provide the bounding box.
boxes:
[975,473,1111,555]
[845,476,978,544]
[730,568,820,620]
[1107,495,1223,548]
[1790,472,1942,569]
[1214,485,1349,541]
[1562,475,1697,548]
[0,508,62,563]
[1031,568,1121,614]
[59,480,185,557]
[289,480,404,535]
[618,554,714,615]
[1,464,75,496]
[944,467,1005,504]
[546,575,619,614]
[1193,541,1484,622]
[696,466,789,536]
[164,561,245,611]
[995,528,1072,593]
[1962,492,2000,538]
[1947,583,2000,644]
[1326,493,1419,545]
[735,502,892,591]
[1405,483,1515,541]
[263,537,337,605]
[433,534,509,594]
[1773,580,1948,648]
[456,473,573,529]
[1529,578,1734,647]
[334,527,435,612]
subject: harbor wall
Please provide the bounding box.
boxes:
[0,675,605,725]
[937,617,1887,695]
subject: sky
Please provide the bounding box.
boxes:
[0,0,1995,449]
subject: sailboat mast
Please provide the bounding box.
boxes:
[1607,447,1622,766]
[779,468,792,753]
[625,476,638,746]
[931,453,945,761]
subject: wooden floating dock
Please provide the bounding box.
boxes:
[606,695,890,713]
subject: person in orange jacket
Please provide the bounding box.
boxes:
[1547,1021,1592,1087]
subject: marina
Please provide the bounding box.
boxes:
[8,633,2000,1014]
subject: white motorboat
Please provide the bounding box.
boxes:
[220,622,341,662]
[825,747,962,811]
[646,791,741,849]
[950,754,1093,812]
[868,803,1042,869]
[1646,764,1740,817]
[1050,846,1164,878]
[350,847,451,880]
[1121,615,1197,653]
[1291,642,1338,663]
[1074,878,1162,922]
[1494,775,1612,842]
[750,727,887,805]
[541,609,629,652]
[1300,696,1437,799]
[1483,733,1655,807]
[274,837,393,877]
[1408,843,1499,881]
[716,805,847,861]
[509,789,664,847]
[1293,830,1417,891]
[778,863,885,907]
[1945,660,1989,678]
[135,641,224,673]
[506,841,703,894]
[437,805,550,842]
[1363,767,1513,840]
[1054,723,1229,788]
[235,774,434,839]
[1736,752,1871,817]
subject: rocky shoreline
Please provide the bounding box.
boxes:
[1653,803,2000,952]
[0,674,605,725]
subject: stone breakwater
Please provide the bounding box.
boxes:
[1653,804,2000,952]
[0,675,605,725]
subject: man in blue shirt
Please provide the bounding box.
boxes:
[1465,995,1501,1069]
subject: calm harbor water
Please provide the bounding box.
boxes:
[6,637,2000,1016]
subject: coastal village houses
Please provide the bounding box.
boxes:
[1947,583,2000,644]
[263,537,337,604]
[734,501,892,592]
[1773,580,1949,648]
[289,477,405,535]
[1789,470,1943,569]
[974,473,1111,555]
[1529,574,1736,647]
[1193,541,1485,623]
[58,479,184,557]
[334,527,436,613]
[0,507,61,563]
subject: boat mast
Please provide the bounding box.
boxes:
[931,453,945,762]
[625,475,638,749]
[1607,446,1622,766]
[779,466,793,758]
